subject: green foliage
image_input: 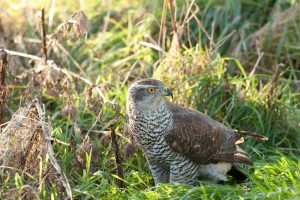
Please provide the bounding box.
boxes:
[0,0,299,199]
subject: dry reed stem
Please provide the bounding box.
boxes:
[40,9,48,64]
[246,44,264,91]
[3,49,41,60]
[0,49,8,125]
[268,63,284,108]
[168,0,182,49]
[158,0,168,60]
[34,99,73,199]
[110,124,125,189]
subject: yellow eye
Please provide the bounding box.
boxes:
[148,88,155,93]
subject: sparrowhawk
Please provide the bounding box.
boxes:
[126,78,267,185]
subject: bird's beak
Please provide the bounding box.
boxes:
[162,88,173,99]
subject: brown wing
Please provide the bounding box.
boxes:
[164,104,252,165]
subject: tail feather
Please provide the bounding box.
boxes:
[234,146,253,165]
[235,130,268,141]
[234,152,253,165]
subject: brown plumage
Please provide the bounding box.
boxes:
[126,78,268,185]
[165,104,268,165]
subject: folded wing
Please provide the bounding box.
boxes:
[164,104,252,165]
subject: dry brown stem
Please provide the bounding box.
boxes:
[245,44,264,91]
[34,100,73,199]
[0,49,8,125]
[110,124,125,189]
[168,0,182,49]
[268,63,284,108]
[40,9,48,64]
[158,0,168,59]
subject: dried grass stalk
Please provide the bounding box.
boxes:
[40,8,48,64]
[0,100,72,199]
[268,64,284,108]
[49,10,88,42]
[110,125,125,189]
[0,49,8,125]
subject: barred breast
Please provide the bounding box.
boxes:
[128,103,176,165]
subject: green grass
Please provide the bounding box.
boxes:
[0,0,300,199]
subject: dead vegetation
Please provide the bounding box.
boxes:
[0,9,125,197]
[0,100,72,199]
[49,10,88,42]
[155,1,221,107]
[0,49,8,124]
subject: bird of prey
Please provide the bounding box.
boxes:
[126,78,268,185]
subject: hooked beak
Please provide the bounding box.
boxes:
[162,88,173,99]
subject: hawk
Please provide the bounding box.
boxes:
[126,78,268,185]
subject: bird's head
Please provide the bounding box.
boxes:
[126,78,173,112]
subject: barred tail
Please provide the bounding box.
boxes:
[235,130,268,141]
[234,146,253,165]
